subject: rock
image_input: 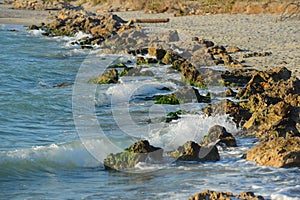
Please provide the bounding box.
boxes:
[203,100,252,127]
[225,88,237,97]
[155,94,180,105]
[167,141,220,162]
[148,48,166,60]
[201,125,237,147]
[226,46,242,53]
[221,69,256,86]
[189,190,233,200]
[189,190,265,200]
[173,86,211,104]
[243,101,299,140]
[120,66,154,77]
[236,67,292,99]
[89,69,118,84]
[246,137,300,168]
[161,50,181,65]
[155,86,210,105]
[242,51,272,58]
[104,140,163,170]
[181,61,206,88]
[165,110,184,123]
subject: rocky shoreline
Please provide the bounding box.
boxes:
[2,1,299,199]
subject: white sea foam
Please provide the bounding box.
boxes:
[147,114,238,150]
[0,140,101,171]
[106,80,177,104]
[28,29,46,36]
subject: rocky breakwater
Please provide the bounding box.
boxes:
[28,8,134,47]
[234,67,300,168]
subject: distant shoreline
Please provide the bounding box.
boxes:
[0,4,53,25]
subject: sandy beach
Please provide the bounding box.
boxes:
[0,4,299,77]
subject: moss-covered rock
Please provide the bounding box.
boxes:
[155,94,180,105]
[103,140,163,171]
[89,69,118,84]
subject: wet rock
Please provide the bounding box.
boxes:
[104,140,163,170]
[225,88,237,97]
[173,86,210,104]
[201,125,237,147]
[120,66,154,77]
[189,190,265,200]
[89,69,118,84]
[167,141,220,162]
[246,137,300,168]
[155,93,180,105]
[165,110,184,123]
[32,9,131,45]
[203,100,252,127]
[148,48,166,60]
[161,50,181,65]
[181,62,206,88]
[155,86,210,105]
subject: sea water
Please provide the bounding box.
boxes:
[0,24,299,200]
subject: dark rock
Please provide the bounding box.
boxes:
[201,125,237,147]
[167,141,220,162]
[104,140,163,170]
[173,86,210,103]
[246,137,300,168]
[161,50,181,65]
[148,48,166,60]
[225,88,237,97]
[155,86,210,105]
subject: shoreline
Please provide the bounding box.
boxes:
[1,4,299,78]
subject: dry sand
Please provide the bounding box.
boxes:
[0,4,299,77]
[115,11,300,77]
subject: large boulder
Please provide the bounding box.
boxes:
[201,125,237,147]
[189,190,264,200]
[167,141,220,162]
[246,137,300,168]
[104,140,163,170]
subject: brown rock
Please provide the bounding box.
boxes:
[226,46,242,53]
[167,141,220,162]
[201,125,237,147]
[246,137,300,168]
[181,62,206,88]
[93,69,118,84]
[189,190,264,200]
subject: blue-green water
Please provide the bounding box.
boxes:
[0,24,299,200]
